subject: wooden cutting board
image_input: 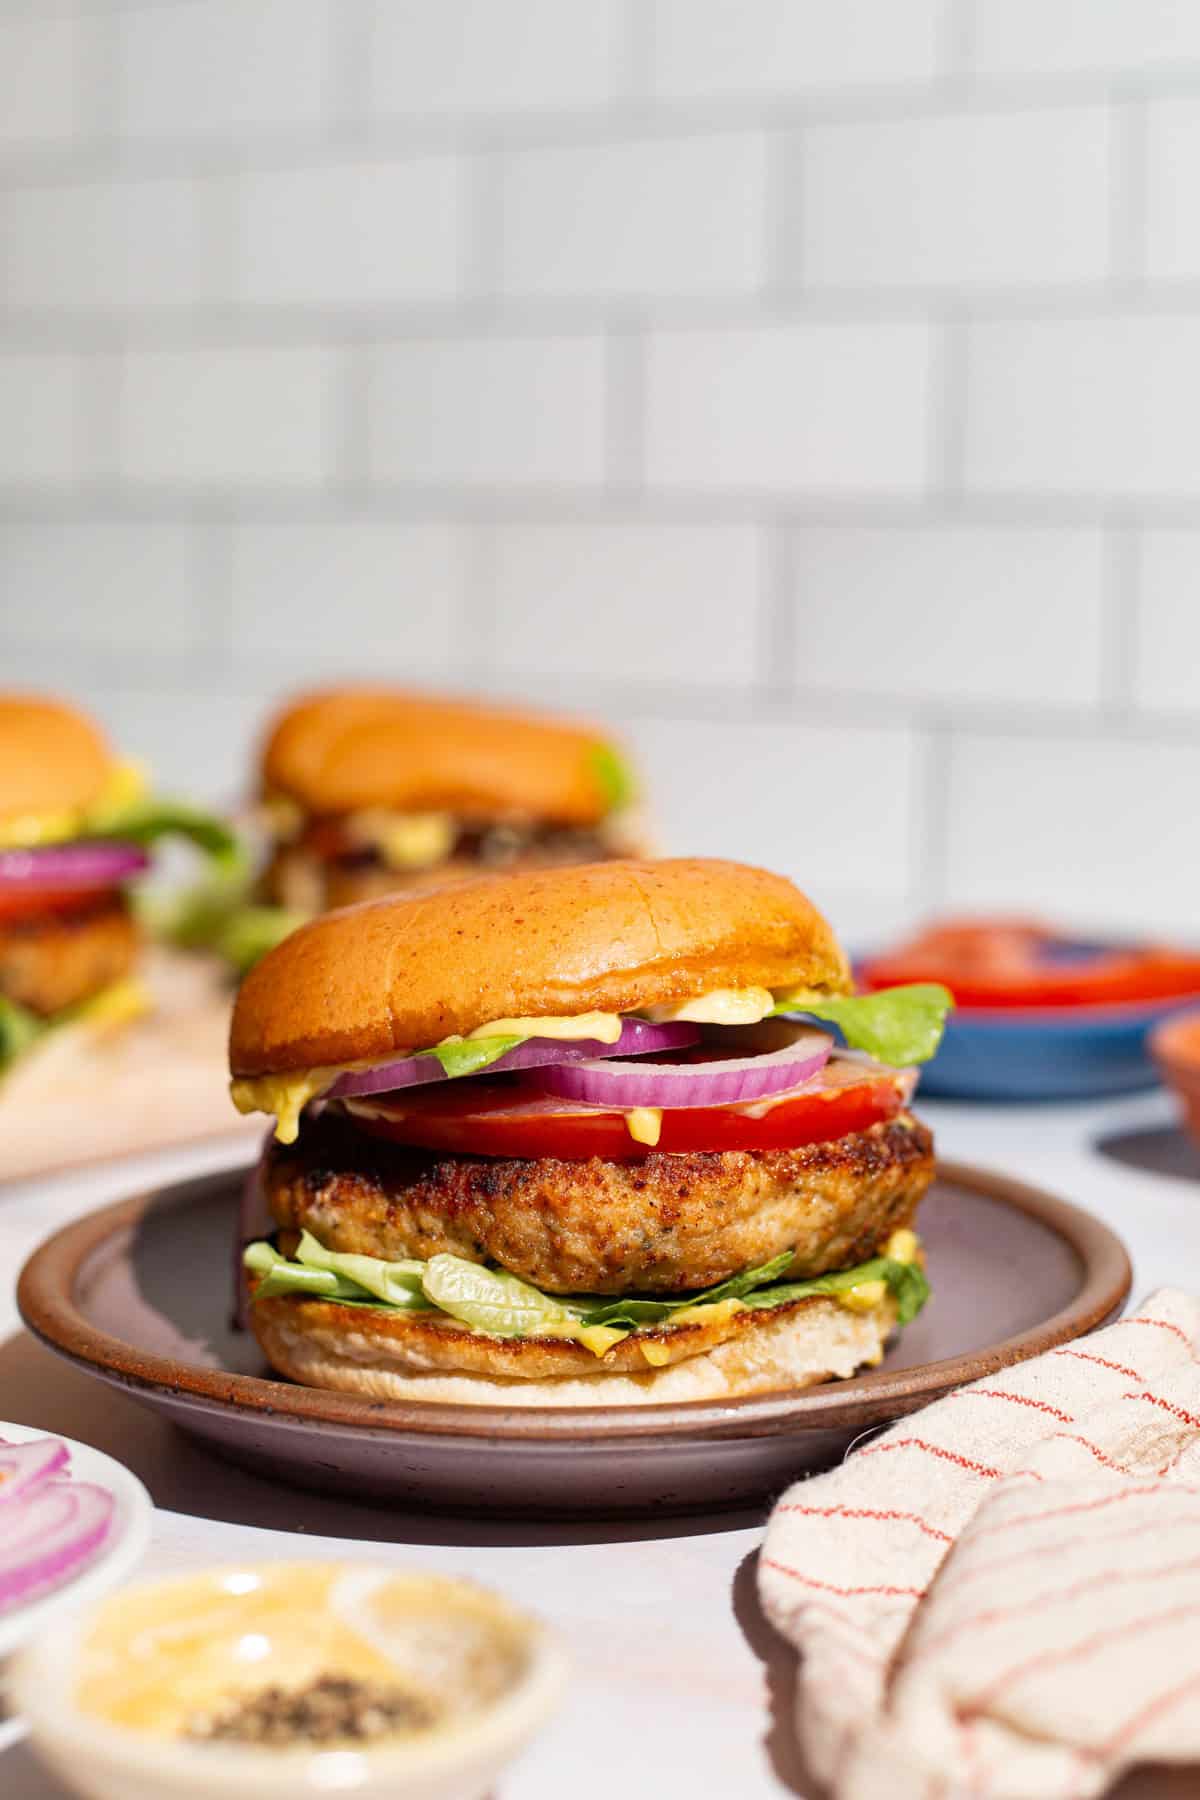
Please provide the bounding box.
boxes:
[1,949,260,1183]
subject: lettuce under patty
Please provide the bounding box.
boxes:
[244,1231,929,1355]
[773,983,952,1067]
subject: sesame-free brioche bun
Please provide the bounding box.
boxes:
[248,1281,897,1408]
[0,695,114,822]
[229,857,852,1078]
[260,687,626,825]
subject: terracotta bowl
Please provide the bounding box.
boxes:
[1152,1008,1200,1148]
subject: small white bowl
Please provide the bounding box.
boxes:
[0,1424,152,1663]
[11,1562,568,1800]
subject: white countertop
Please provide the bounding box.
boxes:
[1,1092,1195,1800]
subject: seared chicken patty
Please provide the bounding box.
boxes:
[0,891,138,1017]
[261,826,622,912]
[264,1107,934,1296]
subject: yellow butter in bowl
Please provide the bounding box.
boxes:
[12,1562,567,1800]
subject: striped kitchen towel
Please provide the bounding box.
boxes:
[758,1289,1200,1800]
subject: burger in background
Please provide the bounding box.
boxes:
[166,686,643,979]
[233,858,950,1406]
[0,693,237,1079]
[256,686,641,913]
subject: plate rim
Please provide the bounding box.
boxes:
[0,1421,153,1657]
[16,1158,1131,1446]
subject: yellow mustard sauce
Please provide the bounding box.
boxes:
[232,986,827,1142]
[76,1565,529,1744]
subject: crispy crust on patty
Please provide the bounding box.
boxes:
[264,1109,934,1296]
[260,835,626,913]
[0,892,139,1017]
[249,1275,900,1391]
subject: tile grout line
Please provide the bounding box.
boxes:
[758,520,796,703]
[1099,517,1142,717]
[1109,91,1149,288]
[912,717,954,914]
[10,65,1200,188]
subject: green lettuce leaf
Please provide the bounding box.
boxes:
[589,743,637,813]
[293,1229,429,1308]
[244,1236,929,1338]
[0,994,45,1073]
[579,1248,796,1328]
[208,904,304,976]
[420,1036,525,1080]
[741,1255,930,1327]
[244,1241,373,1303]
[144,865,302,975]
[86,798,243,876]
[772,983,953,1066]
[420,1254,583,1338]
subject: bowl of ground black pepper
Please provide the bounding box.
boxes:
[10,1562,568,1800]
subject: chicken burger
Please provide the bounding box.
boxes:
[232,859,951,1406]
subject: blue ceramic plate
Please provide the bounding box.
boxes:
[919,998,1200,1101]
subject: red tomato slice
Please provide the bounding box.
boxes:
[0,883,116,923]
[860,919,1200,1011]
[344,1071,905,1160]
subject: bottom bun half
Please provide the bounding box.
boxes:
[249,1288,900,1408]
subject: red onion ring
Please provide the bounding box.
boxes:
[326,1019,702,1101]
[0,842,150,891]
[0,1481,115,1613]
[531,1031,834,1110]
[0,1436,69,1502]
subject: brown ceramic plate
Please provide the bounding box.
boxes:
[17,1160,1130,1516]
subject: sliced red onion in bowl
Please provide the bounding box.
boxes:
[326,1019,702,1101]
[0,1481,115,1613]
[0,842,150,891]
[0,1436,69,1502]
[531,1030,834,1111]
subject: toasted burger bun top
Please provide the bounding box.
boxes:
[230,857,852,1077]
[0,694,115,823]
[260,687,627,825]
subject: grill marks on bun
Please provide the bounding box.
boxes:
[228,857,853,1079]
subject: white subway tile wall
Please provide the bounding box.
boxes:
[228,522,464,675]
[234,159,464,307]
[114,0,334,142]
[368,335,608,488]
[2,0,1200,934]
[113,345,338,487]
[366,0,626,120]
[3,175,228,312]
[797,107,1112,292]
[486,525,767,688]
[0,350,87,485]
[498,133,768,301]
[0,10,81,149]
[645,322,934,494]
